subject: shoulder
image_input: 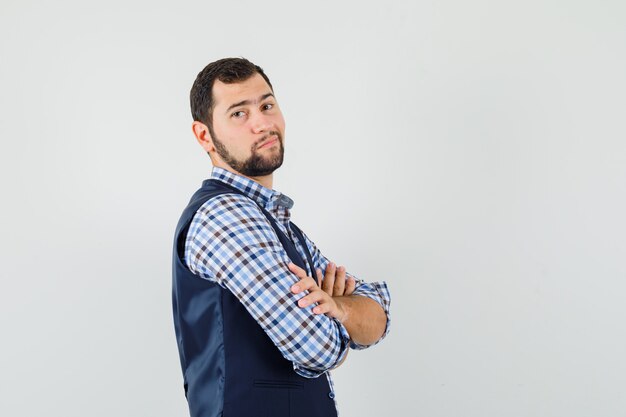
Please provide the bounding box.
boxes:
[189,192,279,246]
[195,192,264,222]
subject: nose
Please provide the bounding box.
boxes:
[250,111,273,134]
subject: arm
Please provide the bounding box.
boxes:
[296,230,392,349]
[334,295,387,346]
[184,194,349,378]
[289,264,388,347]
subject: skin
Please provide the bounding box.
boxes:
[318,263,356,300]
[192,73,285,189]
[289,263,387,347]
[191,73,387,350]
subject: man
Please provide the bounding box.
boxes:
[172,57,391,417]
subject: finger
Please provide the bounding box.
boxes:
[334,266,346,296]
[312,301,333,315]
[297,289,327,307]
[288,262,307,279]
[312,295,342,318]
[321,262,336,295]
[300,289,335,315]
[291,276,317,294]
[289,263,313,293]
[316,268,323,287]
[344,276,356,295]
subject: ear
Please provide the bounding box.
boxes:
[192,121,215,153]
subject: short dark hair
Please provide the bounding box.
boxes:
[190,57,273,129]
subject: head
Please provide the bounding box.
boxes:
[190,58,285,178]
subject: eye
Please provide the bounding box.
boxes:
[231,110,246,118]
[262,103,274,111]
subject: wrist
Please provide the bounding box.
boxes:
[334,297,350,324]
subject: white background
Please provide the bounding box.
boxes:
[1,1,625,416]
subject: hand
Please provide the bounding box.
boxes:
[289,263,347,322]
[316,262,356,297]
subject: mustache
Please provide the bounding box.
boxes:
[253,131,282,150]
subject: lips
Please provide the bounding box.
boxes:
[258,136,279,149]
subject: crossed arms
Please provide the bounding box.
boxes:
[289,262,388,348]
[185,193,391,377]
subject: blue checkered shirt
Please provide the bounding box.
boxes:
[184,167,391,379]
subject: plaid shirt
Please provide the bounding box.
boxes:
[184,167,391,380]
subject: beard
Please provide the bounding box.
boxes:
[212,131,285,177]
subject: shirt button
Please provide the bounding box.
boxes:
[328,392,335,399]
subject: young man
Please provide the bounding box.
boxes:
[172,57,391,417]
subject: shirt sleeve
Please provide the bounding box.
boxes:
[184,193,350,378]
[297,228,392,350]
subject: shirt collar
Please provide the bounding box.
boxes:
[210,167,294,210]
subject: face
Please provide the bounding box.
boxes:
[206,73,286,177]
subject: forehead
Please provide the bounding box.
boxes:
[212,73,273,109]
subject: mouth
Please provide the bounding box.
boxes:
[257,135,279,149]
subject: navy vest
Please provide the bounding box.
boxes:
[172,179,338,417]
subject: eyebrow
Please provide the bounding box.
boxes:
[225,93,275,114]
